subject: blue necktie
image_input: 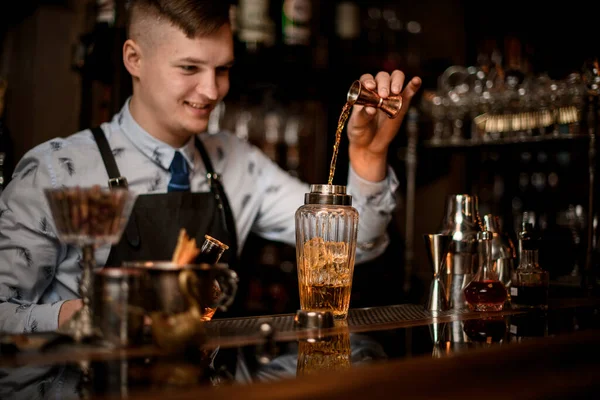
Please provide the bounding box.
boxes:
[168,151,190,192]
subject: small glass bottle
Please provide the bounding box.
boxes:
[198,235,229,321]
[463,230,508,311]
[510,222,549,309]
[199,234,229,264]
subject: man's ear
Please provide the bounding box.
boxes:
[123,39,143,78]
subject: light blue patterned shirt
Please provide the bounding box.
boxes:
[0,99,399,333]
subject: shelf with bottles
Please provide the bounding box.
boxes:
[461,145,591,284]
[214,86,328,186]
[230,0,427,101]
[406,57,600,295]
[422,132,592,149]
[418,59,599,150]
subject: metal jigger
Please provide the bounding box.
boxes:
[429,321,448,358]
[347,80,403,118]
[424,234,452,312]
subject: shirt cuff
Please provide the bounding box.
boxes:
[27,300,66,332]
[346,164,399,207]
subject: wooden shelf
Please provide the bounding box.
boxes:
[422,133,592,149]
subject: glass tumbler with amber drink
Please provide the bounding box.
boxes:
[295,185,358,320]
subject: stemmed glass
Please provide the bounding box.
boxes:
[44,186,135,342]
[439,65,470,143]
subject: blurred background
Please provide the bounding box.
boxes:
[1,0,599,316]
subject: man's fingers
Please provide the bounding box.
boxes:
[390,70,406,95]
[375,71,391,98]
[351,104,377,127]
[359,74,376,90]
[401,77,422,101]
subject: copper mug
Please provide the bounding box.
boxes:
[346,80,403,118]
[124,262,238,352]
[124,262,238,315]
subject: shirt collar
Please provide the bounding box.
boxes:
[117,98,197,170]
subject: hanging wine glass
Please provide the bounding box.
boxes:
[439,65,470,143]
[44,186,136,342]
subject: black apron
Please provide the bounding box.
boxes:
[91,127,244,315]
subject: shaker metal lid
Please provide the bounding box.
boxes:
[294,310,334,329]
[304,184,352,205]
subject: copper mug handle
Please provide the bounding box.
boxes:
[213,268,239,311]
[149,269,205,352]
[178,269,204,319]
[178,267,239,313]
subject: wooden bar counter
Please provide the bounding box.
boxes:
[1,297,599,399]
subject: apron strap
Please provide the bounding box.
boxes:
[194,136,239,260]
[91,126,139,248]
[91,127,128,189]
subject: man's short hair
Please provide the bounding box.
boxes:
[126,0,231,39]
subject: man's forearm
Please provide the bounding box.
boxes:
[0,301,65,334]
[349,147,387,182]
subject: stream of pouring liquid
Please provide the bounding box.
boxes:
[328,102,353,186]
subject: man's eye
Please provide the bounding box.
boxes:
[180,65,197,72]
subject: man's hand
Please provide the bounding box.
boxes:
[347,70,422,182]
[58,299,83,327]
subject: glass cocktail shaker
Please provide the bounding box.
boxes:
[295,185,359,320]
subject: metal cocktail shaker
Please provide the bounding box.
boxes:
[439,194,482,310]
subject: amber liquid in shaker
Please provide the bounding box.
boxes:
[297,238,353,319]
[298,283,352,319]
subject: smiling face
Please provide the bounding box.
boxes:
[124,21,234,147]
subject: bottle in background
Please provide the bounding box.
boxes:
[281,0,312,47]
[511,219,550,309]
[232,0,276,89]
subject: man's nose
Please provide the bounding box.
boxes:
[196,73,218,101]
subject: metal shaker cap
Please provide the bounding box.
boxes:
[477,231,492,241]
[304,184,352,206]
[294,310,334,329]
